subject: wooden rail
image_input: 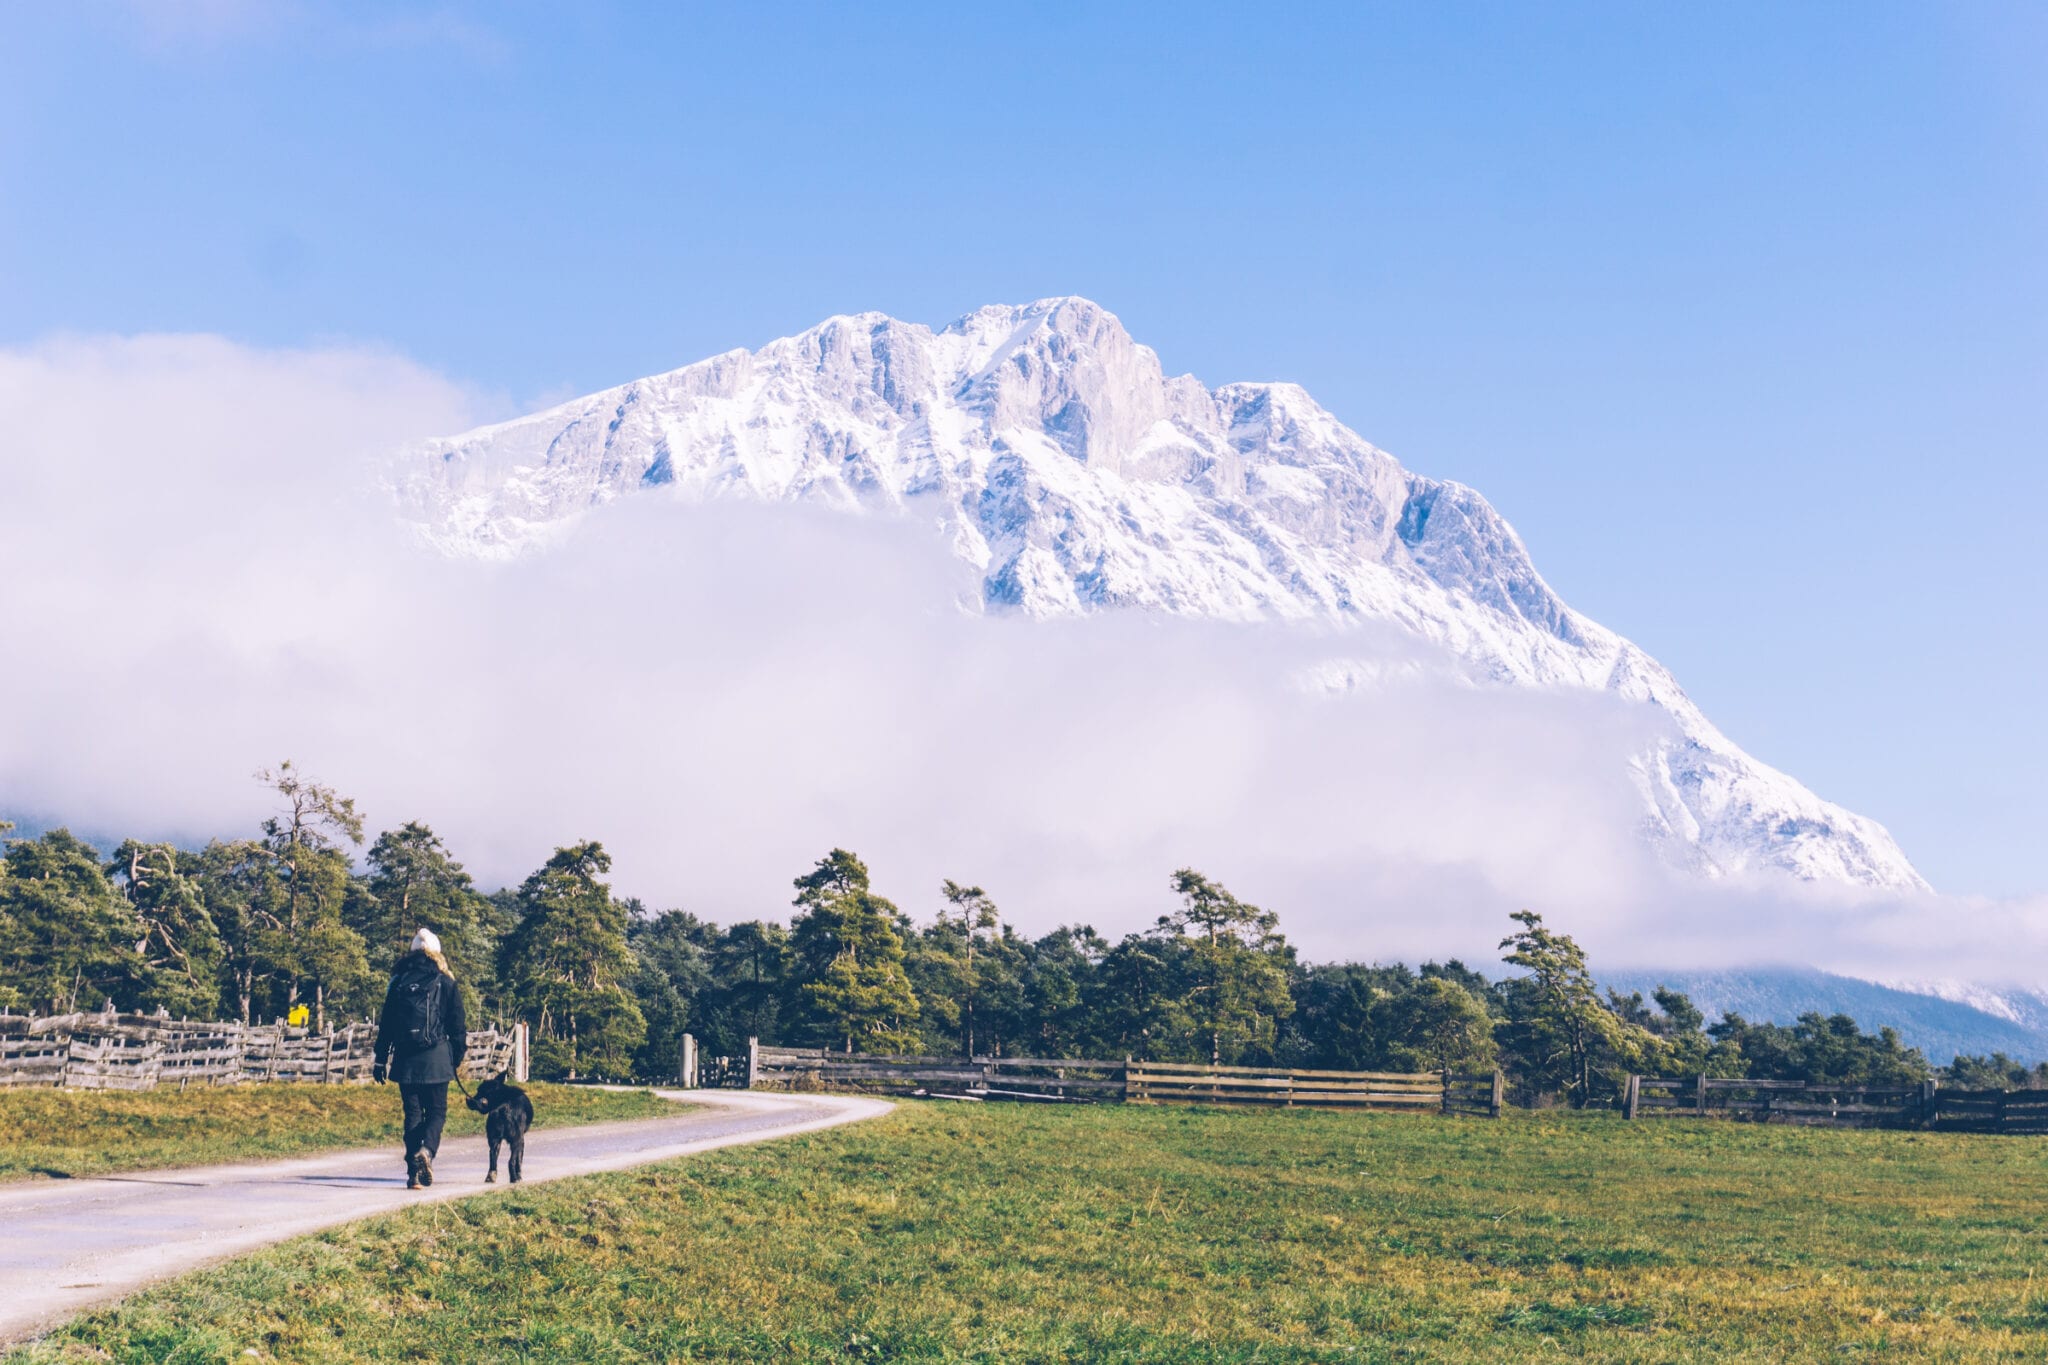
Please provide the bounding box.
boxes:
[1620,1076,2048,1134]
[1125,1063,1442,1110]
[1929,1087,2048,1134]
[750,1044,1502,1117]
[0,1010,527,1089]
[1623,1074,1931,1127]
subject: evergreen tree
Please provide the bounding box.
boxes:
[1708,1010,1930,1086]
[698,919,788,1055]
[1279,962,1415,1069]
[189,839,277,1023]
[786,849,919,1053]
[0,830,139,1013]
[353,821,497,1016]
[1160,869,1294,1065]
[1008,925,1101,1058]
[1497,910,1656,1105]
[939,881,1001,1055]
[1941,1052,2048,1089]
[904,913,967,1056]
[1276,962,1500,1073]
[1607,986,1743,1077]
[1379,976,1498,1072]
[355,823,475,961]
[1087,930,1191,1060]
[626,907,715,1079]
[905,880,1018,1056]
[253,763,370,1027]
[108,840,223,1018]
[498,841,646,1078]
[1419,958,1497,998]
[971,924,1032,1056]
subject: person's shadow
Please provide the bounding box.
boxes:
[37,1169,210,1187]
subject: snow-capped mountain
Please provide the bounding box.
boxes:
[392,297,1927,893]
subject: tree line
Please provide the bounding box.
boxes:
[3,766,2036,1100]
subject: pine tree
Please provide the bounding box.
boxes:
[353,821,497,1015]
[1017,925,1104,1058]
[700,920,788,1055]
[626,907,714,1079]
[1087,931,1191,1061]
[0,830,140,1013]
[253,763,370,1028]
[1162,869,1294,1065]
[498,841,646,1079]
[1498,909,1655,1105]
[939,880,1005,1055]
[787,849,919,1053]
[1380,976,1498,1072]
[108,840,224,1018]
[190,839,277,1023]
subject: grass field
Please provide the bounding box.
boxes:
[0,1082,678,1182]
[11,1100,2048,1363]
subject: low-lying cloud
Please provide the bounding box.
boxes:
[3,334,2043,984]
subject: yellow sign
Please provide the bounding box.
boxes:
[287,1004,310,1028]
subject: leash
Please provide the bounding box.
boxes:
[453,1074,474,1104]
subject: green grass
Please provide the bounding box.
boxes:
[13,1102,2048,1362]
[0,1082,679,1182]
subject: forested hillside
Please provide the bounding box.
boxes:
[4,767,2034,1100]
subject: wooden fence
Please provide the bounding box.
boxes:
[1624,1075,2048,1134]
[1623,1075,1930,1128]
[747,1043,1501,1116]
[0,1009,527,1090]
[1928,1087,2048,1134]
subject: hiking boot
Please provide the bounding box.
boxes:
[417,1152,434,1187]
[405,1155,421,1190]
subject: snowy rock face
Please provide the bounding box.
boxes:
[394,297,1927,893]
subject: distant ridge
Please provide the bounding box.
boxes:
[1603,968,2048,1066]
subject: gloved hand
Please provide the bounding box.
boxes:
[373,1062,388,1085]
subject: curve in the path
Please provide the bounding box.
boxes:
[0,1088,891,1344]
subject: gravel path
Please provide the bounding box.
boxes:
[0,1088,890,1344]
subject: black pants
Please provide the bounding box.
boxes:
[399,1081,449,1162]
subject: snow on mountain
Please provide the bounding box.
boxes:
[1878,980,2048,1033]
[391,297,1928,893]
[1602,968,2048,1066]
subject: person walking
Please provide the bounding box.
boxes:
[373,928,467,1190]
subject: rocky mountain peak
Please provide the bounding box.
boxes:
[392,299,1929,894]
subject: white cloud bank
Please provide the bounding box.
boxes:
[2,334,2044,982]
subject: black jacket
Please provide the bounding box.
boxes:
[374,952,467,1085]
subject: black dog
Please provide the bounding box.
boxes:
[464,1072,534,1184]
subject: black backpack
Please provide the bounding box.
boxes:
[398,972,444,1050]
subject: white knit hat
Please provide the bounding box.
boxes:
[410,927,443,955]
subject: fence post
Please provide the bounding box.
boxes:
[1918,1079,1937,1127]
[514,1022,530,1083]
[1695,1073,1708,1118]
[746,1036,759,1089]
[1441,1068,1452,1115]
[1490,1069,1505,1119]
[680,1033,698,1089]
[1623,1075,1640,1120]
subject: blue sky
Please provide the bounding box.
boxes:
[2,3,2043,895]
